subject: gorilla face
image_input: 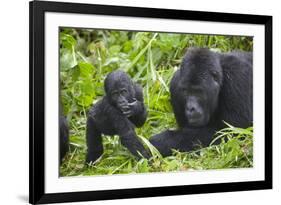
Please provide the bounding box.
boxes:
[179,48,223,127]
[104,70,136,113]
[110,87,129,106]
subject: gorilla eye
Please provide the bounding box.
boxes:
[120,89,128,95]
[211,71,220,82]
[111,91,118,98]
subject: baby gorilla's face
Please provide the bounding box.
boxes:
[104,70,136,116]
[110,86,130,111]
[111,87,129,104]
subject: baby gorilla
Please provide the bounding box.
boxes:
[86,70,150,163]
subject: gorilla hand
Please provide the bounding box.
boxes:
[122,98,138,118]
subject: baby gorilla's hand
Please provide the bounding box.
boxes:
[121,98,138,118]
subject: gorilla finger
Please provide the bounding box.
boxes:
[122,110,132,115]
[128,101,137,106]
[123,111,133,117]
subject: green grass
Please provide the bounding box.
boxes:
[59,28,253,176]
[60,123,253,176]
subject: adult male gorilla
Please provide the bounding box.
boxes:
[86,70,150,163]
[150,48,252,156]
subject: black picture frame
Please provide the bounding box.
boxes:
[29,0,272,204]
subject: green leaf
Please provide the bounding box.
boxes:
[78,62,94,78]
[109,45,121,55]
[60,49,77,70]
[60,33,77,50]
[71,65,80,81]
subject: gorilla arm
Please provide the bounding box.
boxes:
[127,84,147,127]
[85,116,103,164]
[114,115,151,159]
[149,127,217,157]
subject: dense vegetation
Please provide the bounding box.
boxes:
[59,28,253,176]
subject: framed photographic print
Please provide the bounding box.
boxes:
[29,0,272,204]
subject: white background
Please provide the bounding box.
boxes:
[0,0,280,204]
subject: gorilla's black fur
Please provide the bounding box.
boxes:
[60,110,69,163]
[150,48,253,156]
[86,70,150,163]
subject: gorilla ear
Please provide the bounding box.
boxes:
[129,81,136,97]
[104,79,110,95]
[212,53,223,83]
[104,74,111,93]
[211,70,220,82]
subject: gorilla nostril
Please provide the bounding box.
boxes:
[186,107,202,120]
[187,107,195,114]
